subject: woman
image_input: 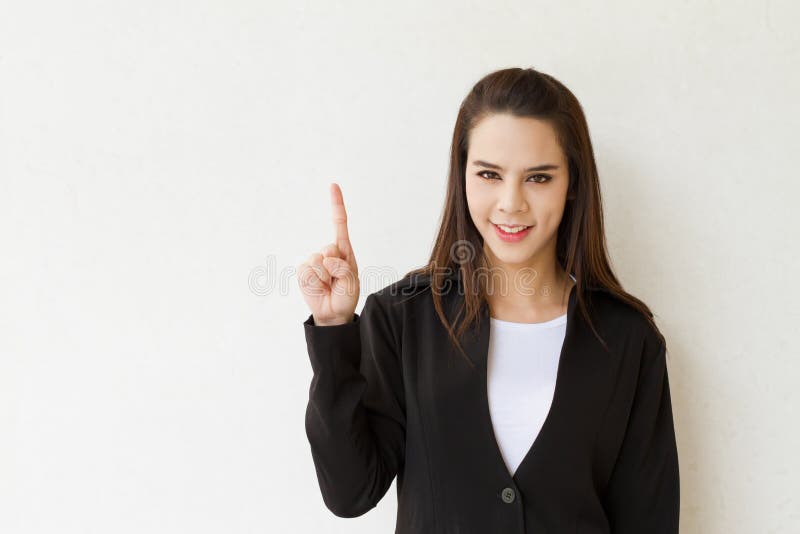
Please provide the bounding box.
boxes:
[297,67,680,533]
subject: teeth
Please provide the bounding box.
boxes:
[497,224,528,234]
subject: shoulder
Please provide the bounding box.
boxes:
[370,268,457,302]
[362,268,462,326]
[583,286,665,352]
[595,289,669,378]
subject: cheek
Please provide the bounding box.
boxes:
[465,180,488,218]
[537,195,568,227]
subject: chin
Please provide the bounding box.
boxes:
[485,246,538,266]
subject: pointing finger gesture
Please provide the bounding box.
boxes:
[297,183,360,325]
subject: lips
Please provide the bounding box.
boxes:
[492,222,533,242]
[492,223,532,230]
[492,222,531,228]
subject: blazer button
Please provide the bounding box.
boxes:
[500,487,516,504]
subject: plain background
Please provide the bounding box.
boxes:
[2,1,799,533]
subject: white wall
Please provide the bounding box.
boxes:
[2,1,798,533]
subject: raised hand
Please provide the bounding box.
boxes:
[297,183,360,326]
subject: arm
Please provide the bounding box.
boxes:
[602,335,680,533]
[302,292,406,518]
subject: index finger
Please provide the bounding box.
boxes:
[329,182,352,257]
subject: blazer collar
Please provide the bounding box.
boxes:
[438,268,598,370]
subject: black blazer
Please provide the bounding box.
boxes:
[302,269,680,533]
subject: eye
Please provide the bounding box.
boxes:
[477,170,501,181]
[476,170,553,183]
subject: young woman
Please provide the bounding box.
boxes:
[297,67,680,534]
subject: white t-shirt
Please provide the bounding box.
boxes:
[486,274,575,477]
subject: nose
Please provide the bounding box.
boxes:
[497,180,528,214]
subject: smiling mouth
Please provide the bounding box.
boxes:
[492,222,532,231]
[492,223,534,243]
[491,221,531,226]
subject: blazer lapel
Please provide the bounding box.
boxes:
[453,279,583,480]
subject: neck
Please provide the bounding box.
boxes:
[482,256,575,321]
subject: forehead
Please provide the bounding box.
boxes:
[468,114,563,162]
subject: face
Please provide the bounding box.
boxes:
[465,113,570,274]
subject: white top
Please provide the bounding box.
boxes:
[486,274,576,477]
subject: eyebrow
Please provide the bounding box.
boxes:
[471,160,560,172]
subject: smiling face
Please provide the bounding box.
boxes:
[465,113,570,276]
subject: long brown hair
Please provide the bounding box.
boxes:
[402,67,665,365]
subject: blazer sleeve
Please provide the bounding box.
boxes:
[302,292,406,518]
[602,335,680,533]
